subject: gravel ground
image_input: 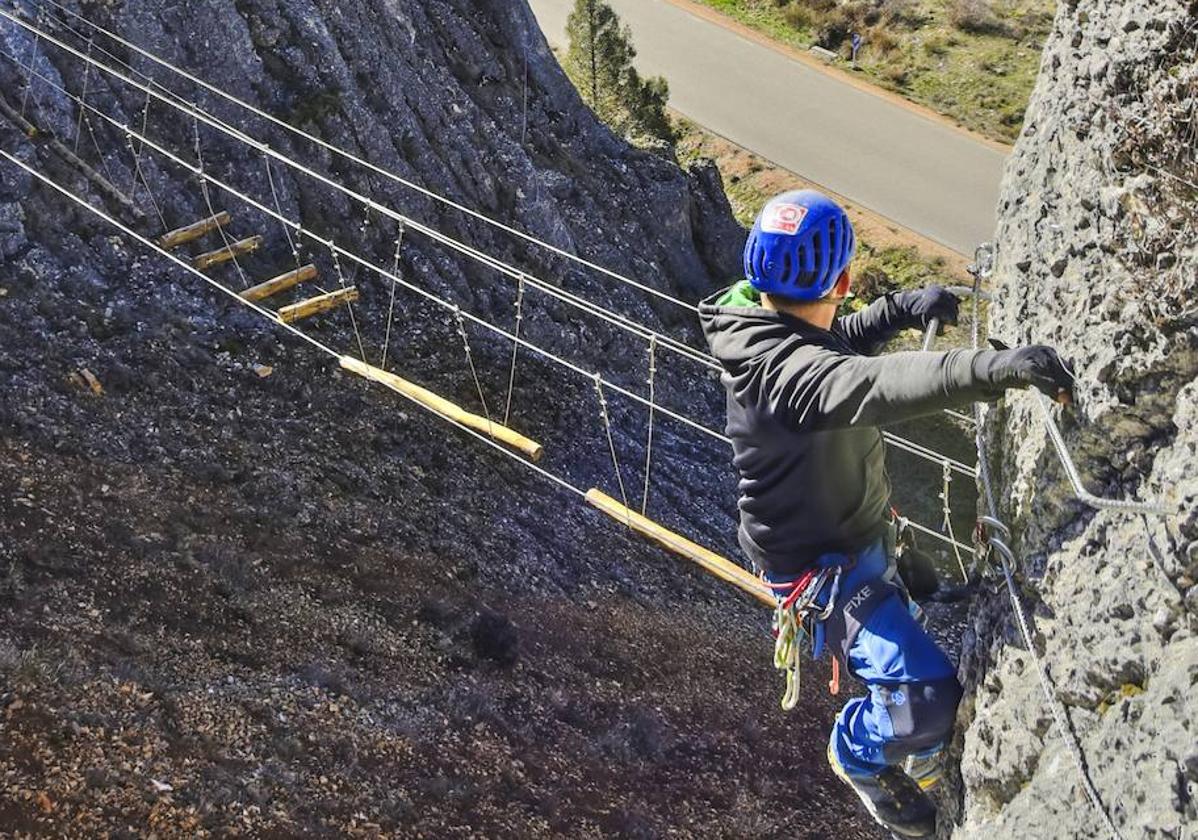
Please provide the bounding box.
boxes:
[0,290,893,837]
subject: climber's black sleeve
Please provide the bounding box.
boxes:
[833,294,914,356]
[763,346,1002,432]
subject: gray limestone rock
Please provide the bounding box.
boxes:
[951,1,1198,838]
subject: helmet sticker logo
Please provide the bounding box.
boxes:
[761,203,808,236]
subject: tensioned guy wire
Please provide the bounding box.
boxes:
[7,6,713,370]
[966,249,1123,840]
[1,60,714,441]
[30,0,699,312]
[17,2,982,434]
[1,147,588,500]
[0,14,981,486]
[2,40,983,559]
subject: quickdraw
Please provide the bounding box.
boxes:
[766,566,842,711]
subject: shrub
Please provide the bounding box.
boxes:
[923,33,950,56]
[880,0,927,28]
[783,4,816,30]
[815,7,855,49]
[881,64,910,86]
[869,26,900,55]
[948,0,1013,37]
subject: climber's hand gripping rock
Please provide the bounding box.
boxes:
[978,339,1076,406]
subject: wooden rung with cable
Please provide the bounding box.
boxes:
[194,235,263,270]
[158,211,232,249]
[241,264,318,303]
[585,489,774,608]
[339,355,544,462]
[278,287,360,323]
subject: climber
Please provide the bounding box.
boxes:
[698,190,1074,839]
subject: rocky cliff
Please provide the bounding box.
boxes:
[952,1,1197,837]
[0,1,899,836]
[0,0,752,569]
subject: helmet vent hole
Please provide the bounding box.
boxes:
[811,234,824,287]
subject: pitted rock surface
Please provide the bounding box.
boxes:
[950,2,1197,838]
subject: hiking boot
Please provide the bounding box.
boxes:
[828,744,937,838]
[904,749,944,793]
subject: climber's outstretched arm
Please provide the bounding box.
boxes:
[764,345,1074,432]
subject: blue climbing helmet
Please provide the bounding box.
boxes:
[744,190,856,300]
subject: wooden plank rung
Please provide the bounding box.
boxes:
[158,212,232,249]
[193,235,263,270]
[339,355,544,462]
[585,489,774,607]
[278,287,360,324]
[241,264,319,303]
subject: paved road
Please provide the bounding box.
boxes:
[528,0,1007,256]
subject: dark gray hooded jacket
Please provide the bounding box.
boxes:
[699,282,1001,577]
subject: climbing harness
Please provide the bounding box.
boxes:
[0,26,1170,840]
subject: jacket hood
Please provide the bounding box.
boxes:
[699,281,829,370]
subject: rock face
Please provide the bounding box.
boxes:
[0,0,747,554]
[0,1,893,836]
[952,1,1197,838]
[0,2,892,836]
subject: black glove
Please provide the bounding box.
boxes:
[973,344,1076,403]
[895,285,960,331]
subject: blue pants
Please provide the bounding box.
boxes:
[771,538,963,777]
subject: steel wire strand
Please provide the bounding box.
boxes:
[0,21,982,475]
[22,2,980,436]
[31,0,699,312]
[17,73,717,443]
[968,257,1123,840]
[1,147,587,500]
[5,46,984,502]
[14,6,713,370]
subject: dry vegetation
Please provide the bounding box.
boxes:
[1108,17,1197,317]
[691,0,1056,142]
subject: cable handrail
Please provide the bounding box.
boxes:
[0,26,980,481]
[28,0,701,312]
[2,143,978,585]
[0,6,719,372]
[4,60,720,443]
[1035,393,1171,515]
[21,2,986,431]
[962,244,1124,840]
[0,146,588,499]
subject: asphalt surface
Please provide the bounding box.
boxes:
[528,0,1008,256]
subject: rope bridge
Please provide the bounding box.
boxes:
[0,1,980,553]
[0,7,1175,836]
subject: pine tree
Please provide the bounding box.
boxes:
[563,0,674,144]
